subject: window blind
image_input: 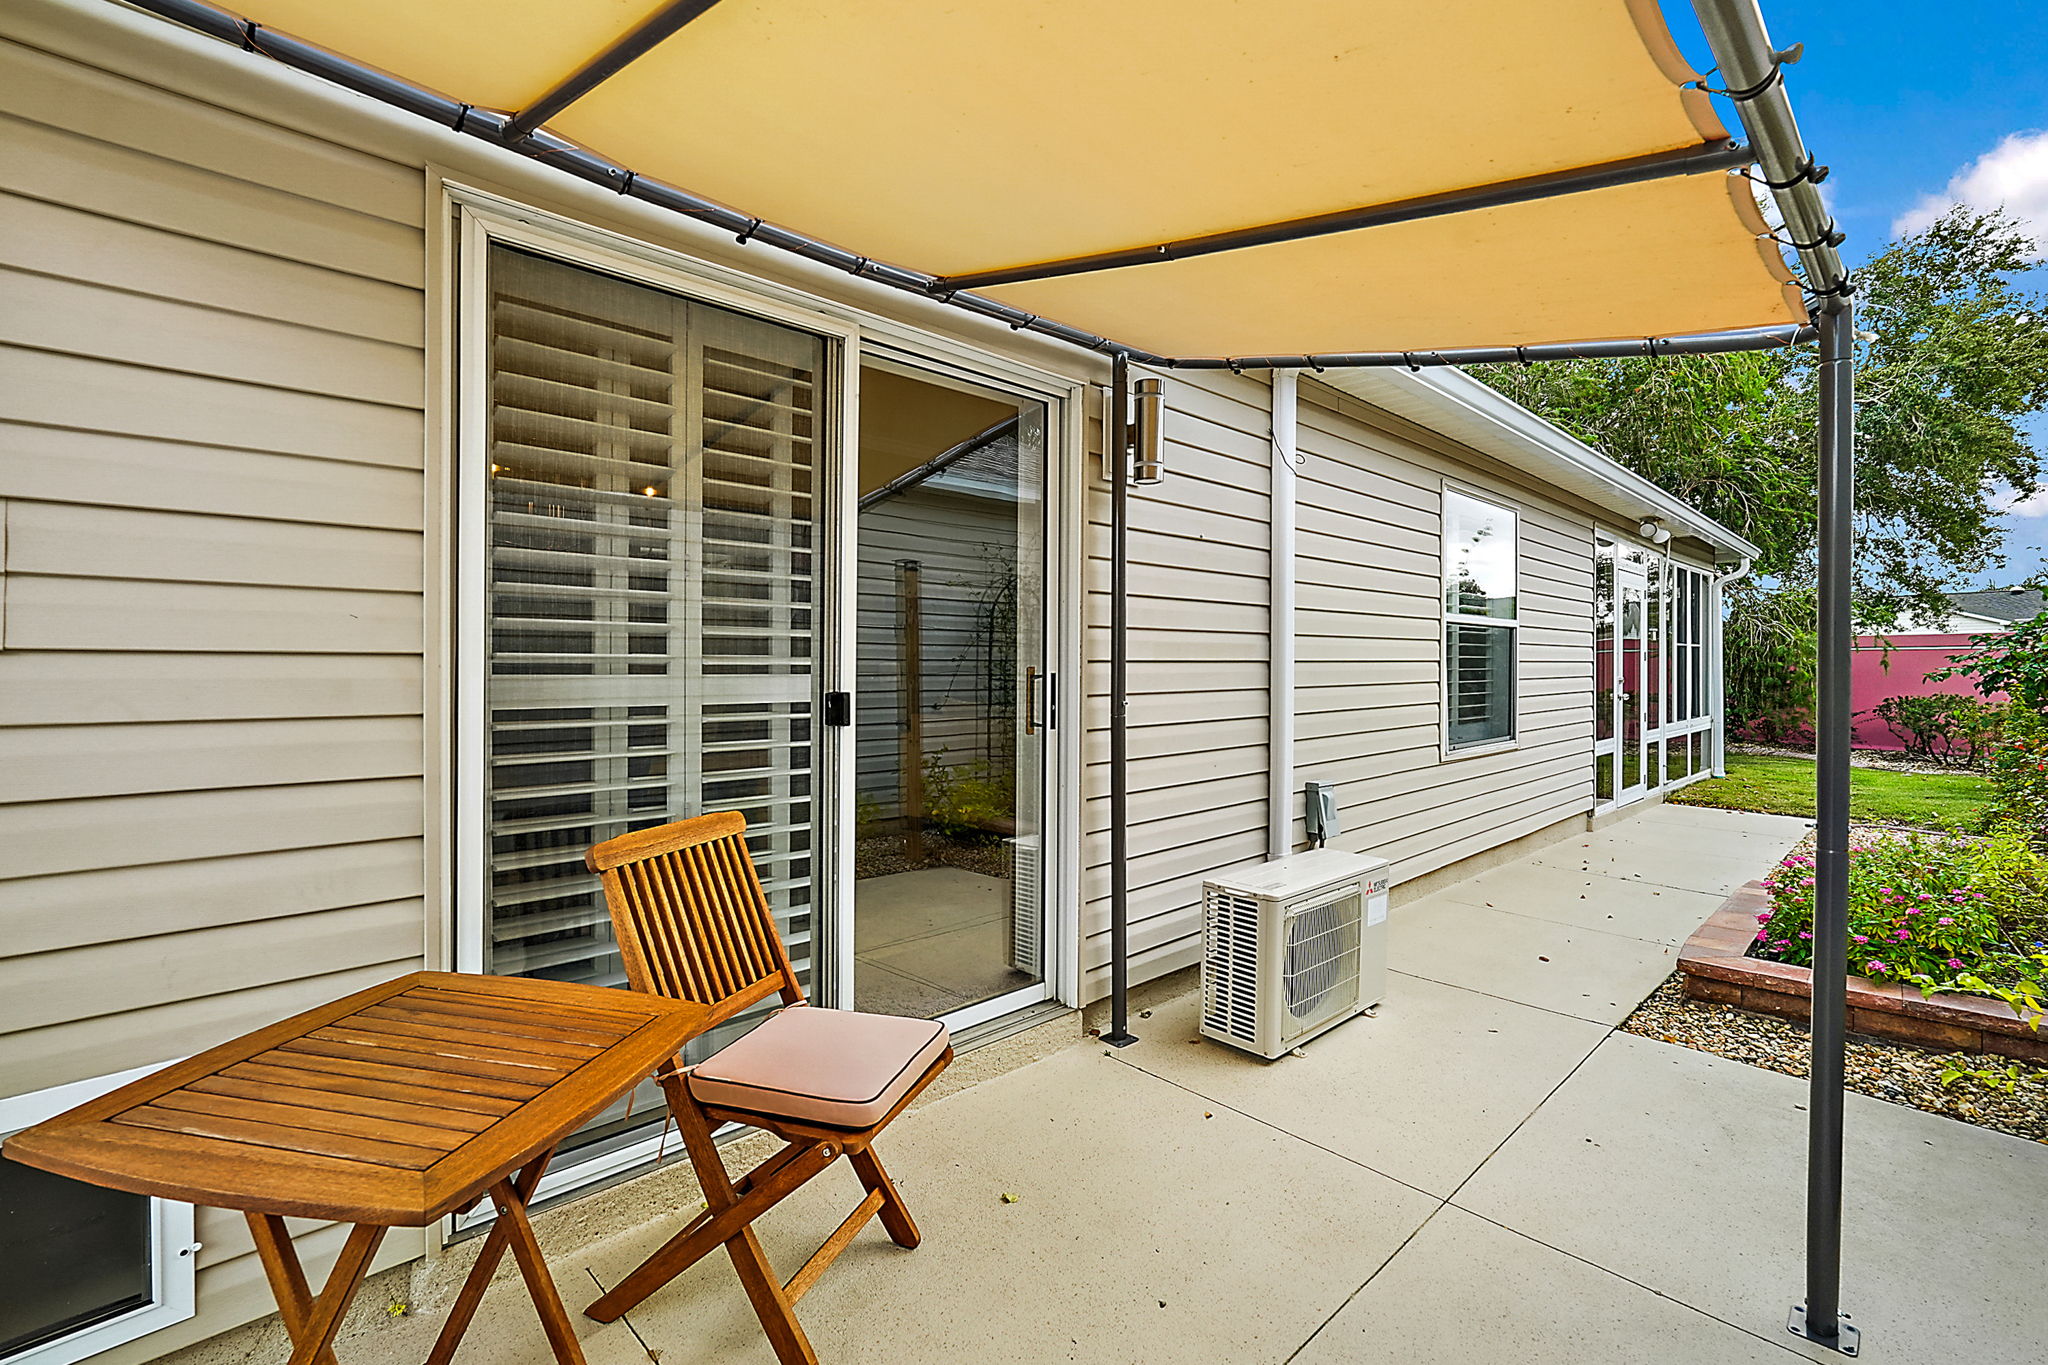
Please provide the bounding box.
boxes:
[483,245,824,1017]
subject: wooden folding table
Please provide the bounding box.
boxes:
[3,971,707,1365]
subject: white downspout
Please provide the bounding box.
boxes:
[1709,555,1753,777]
[1268,371,1299,859]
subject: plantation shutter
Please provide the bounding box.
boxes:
[483,245,823,1005]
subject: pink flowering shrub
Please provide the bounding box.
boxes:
[1754,834,2009,984]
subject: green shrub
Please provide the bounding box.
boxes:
[1869,693,2006,767]
[1929,609,2048,713]
[1755,830,2048,1024]
[1756,835,2003,981]
[920,752,1015,843]
[1985,708,2048,838]
[1973,821,2048,949]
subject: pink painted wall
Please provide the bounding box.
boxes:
[1852,633,2004,750]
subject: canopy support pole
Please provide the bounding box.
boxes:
[1103,354,1138,1048]
[502,0,727,142]
[1793,297,1858,1355]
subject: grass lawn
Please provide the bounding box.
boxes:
[1666,752,1993,828]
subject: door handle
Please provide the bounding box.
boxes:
[1024,669,1055,734]
[822,691,851,727]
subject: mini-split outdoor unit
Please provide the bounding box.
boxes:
[1200,848,1391,1059]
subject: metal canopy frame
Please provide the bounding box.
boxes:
[121,0,1860,1352]
[934,140,1756,292]
[129,0,1816,375]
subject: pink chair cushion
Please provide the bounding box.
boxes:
[688,1005,949,1129]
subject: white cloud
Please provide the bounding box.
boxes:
[1892,129,2048,258]
[1997,482,2048,518]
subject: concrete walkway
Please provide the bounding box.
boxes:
[294,806,2048,1365]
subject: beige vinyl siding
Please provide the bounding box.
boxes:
[1076,373,1600,999]
[1294,384,1594,875]
[0,31,431,1359]
[1079,371,1275,992]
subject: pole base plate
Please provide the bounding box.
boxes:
[1100,1031,1140,1048]
[1788,1304,1860,1356]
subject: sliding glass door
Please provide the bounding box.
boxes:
[850,358,1052,1028]
[461,222,1068,1194]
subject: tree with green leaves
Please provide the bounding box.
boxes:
[1470,207,2048,733]
[1473,206,2048,622]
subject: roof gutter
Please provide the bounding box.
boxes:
[1309,365,1765,562]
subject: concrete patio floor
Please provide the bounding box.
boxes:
[227,805,2048,1365]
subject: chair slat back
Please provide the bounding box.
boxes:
[587,812,804,1027]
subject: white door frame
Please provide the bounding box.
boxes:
[842,342,1082,1032]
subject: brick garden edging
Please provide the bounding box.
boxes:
[1677,882,2048,1063]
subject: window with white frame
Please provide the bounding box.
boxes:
[1443,487,1518,750]
[1,1067,195,1365]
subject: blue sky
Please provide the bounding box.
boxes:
[1659,1,2048,585]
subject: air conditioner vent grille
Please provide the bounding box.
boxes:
[1201,887,1262,1045]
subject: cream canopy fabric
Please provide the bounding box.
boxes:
[213,0,1806,356]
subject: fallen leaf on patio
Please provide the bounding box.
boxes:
[385,1302,410,1318]
[1000,1191,1019,1204]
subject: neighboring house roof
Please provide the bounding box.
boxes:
[859,417,1019,509]
[1945,587,2044,624]
[1308,366,1765,564]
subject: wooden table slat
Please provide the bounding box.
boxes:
[376,996,628,1047]
[410,981,649,1025]
[218,1061,521,1118]
[161,1084,481,1147]
[247,1047,544,1103]
[299,1023,578,1074]
[284,1035,569,1085]
[344,1009,605,1061]
[114,1104,450,1170]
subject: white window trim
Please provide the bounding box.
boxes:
[1440,482,1520,759]
[1,1064,197,1365]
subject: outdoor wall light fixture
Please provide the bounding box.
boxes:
[1130,376,1166,483]
[1638,517,1673,545]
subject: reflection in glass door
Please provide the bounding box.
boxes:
[1616,559,1649,804]
[852,359,1049,1022]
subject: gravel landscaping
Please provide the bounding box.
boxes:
[854,832,1009,881]
[1624,974,2048,1144]
[1729,740,1975,776]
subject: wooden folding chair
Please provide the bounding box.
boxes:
[581,812,953,1365]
